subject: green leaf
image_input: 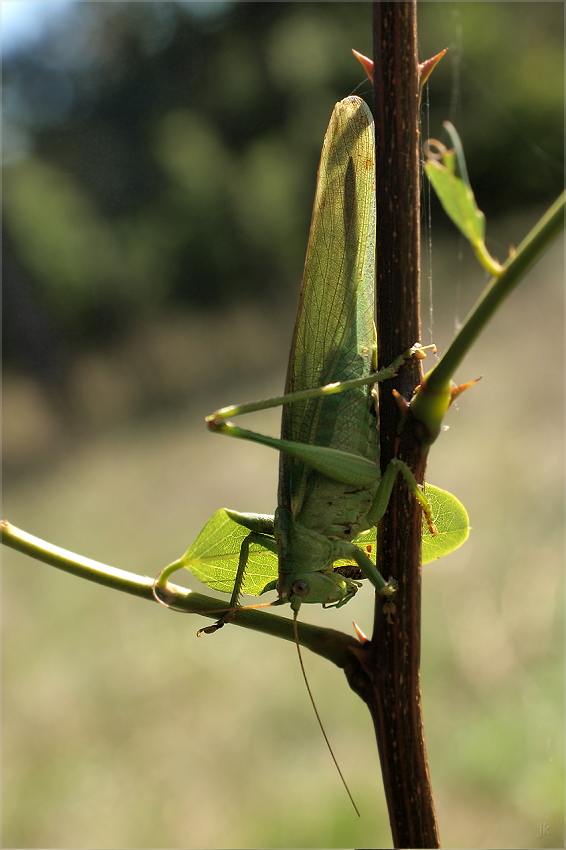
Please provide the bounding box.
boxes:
[424,125,503,276]
[340,483,469,566]
[181,509,278,597]
[425,155,486,247]
[183,487,469,598]
[419,484,469,563]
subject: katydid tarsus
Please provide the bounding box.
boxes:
[154,96,468,631]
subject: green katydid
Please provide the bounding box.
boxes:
[154,96,469,632]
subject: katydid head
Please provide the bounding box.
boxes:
[279,570,360,612]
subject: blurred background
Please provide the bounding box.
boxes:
[2,2,563,848]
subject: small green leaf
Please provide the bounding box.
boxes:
[424,126,503,276]
[425,155,486,247]
[181,509,278,596]
[420,484,469,563]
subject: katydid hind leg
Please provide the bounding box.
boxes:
[206,346,435,497]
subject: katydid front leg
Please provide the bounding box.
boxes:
[196,528,275,635]
[153,511,278,632]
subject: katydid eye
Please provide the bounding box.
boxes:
[291,580,309,597]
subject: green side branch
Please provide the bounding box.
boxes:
[0,520,359,667]
[411,190,565,443]
[431,190,564,387]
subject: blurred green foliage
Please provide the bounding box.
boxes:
[3,2,563,365]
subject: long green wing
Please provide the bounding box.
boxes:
[279,96,377,517]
